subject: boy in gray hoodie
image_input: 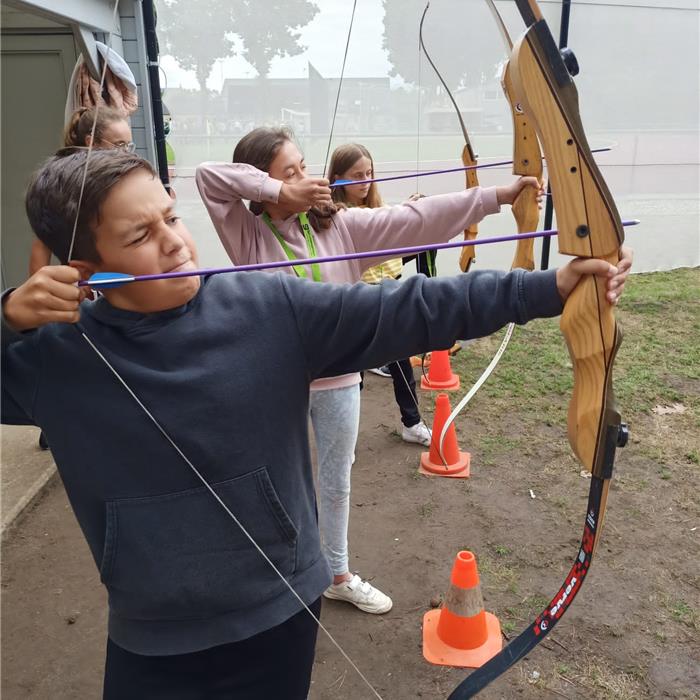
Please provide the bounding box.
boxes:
[2,149,630,699]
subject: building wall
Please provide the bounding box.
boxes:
[0,0,155,288]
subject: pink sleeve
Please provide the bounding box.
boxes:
[339,187,500,273]
[195,162,282,264]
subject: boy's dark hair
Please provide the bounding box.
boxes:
[25,149,156,264]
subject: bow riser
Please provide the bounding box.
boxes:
[561,279,622,474]
[510,28,623,258]
[509,27,625,476]
[501,65,542,179]
[503,61,542,271]
[458,140,480,273]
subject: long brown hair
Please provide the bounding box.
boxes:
[328,143,383,209]
[232,126,339,230]
[63,106,127,148]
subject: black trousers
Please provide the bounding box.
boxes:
[360,358,419,428]
[103,599,321,700]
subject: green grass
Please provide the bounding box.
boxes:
[447,269,700,470]
[666,599,698,629]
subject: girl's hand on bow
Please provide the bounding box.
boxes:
[556,245,634,305]
[280,178,332,212]
[2,265,92,332]
[496,177,545,207]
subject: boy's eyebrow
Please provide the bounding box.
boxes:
[114,202,176,238]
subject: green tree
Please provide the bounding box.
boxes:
[157,0,236,97]
[157,0,319,90]
[233,0,319,79]
[383,0,505,91]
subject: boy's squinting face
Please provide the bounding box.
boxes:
[81,170,200,313]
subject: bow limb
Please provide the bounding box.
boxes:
[419,2,479,273]
[448,0,628,696]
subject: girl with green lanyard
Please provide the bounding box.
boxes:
[196,126,541,616]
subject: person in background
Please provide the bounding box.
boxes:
[328,143,431,448]
[29,106,134,277]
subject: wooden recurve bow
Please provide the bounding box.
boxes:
[448,1,628,696]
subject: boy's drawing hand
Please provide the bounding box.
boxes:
[2,265,90,331]
[496,177,545,207]
[556,245,633,305]
[280,178,332,212]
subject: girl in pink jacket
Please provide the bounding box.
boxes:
[196,127,540,616]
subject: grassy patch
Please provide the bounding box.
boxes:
[664,598,698,630]
[448,268,700,473]
[571,658,647,699]
[502,593,551,624]
[476,553,518,593]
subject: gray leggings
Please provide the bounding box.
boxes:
[309,384,361,576]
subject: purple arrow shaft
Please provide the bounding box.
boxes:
[81,218,639,288]
[329,146,611,188]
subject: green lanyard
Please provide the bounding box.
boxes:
[426,250,437,278]
[262,212,322,282]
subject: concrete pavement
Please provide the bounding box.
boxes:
[1,425,56,534]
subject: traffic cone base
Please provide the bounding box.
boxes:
[419,450,470,478]
[420,374,460,391]
[420,350,460,391]
[422,609,502,668]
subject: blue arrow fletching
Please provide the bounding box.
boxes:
[87,272,135,288]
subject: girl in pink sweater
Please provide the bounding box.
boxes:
[196,127,540,615]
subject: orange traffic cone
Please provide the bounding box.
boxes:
[420,349,460,391]
[420,393,470,478]
[423,551,502,668]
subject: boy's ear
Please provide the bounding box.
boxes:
[69,259,97,281]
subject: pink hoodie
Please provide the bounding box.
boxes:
[196,162,500,391]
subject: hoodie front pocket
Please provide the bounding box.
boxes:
[100,467,298,621]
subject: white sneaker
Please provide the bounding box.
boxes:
[323,574,393,614]
[368,365,392,378]
[402,421,432,447]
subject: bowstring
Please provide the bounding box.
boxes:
[68,4,383,698]
[66,0,121,264]
[80,334,382,699]
[321,0,358,178]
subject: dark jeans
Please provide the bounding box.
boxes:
[103,598,321,700]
